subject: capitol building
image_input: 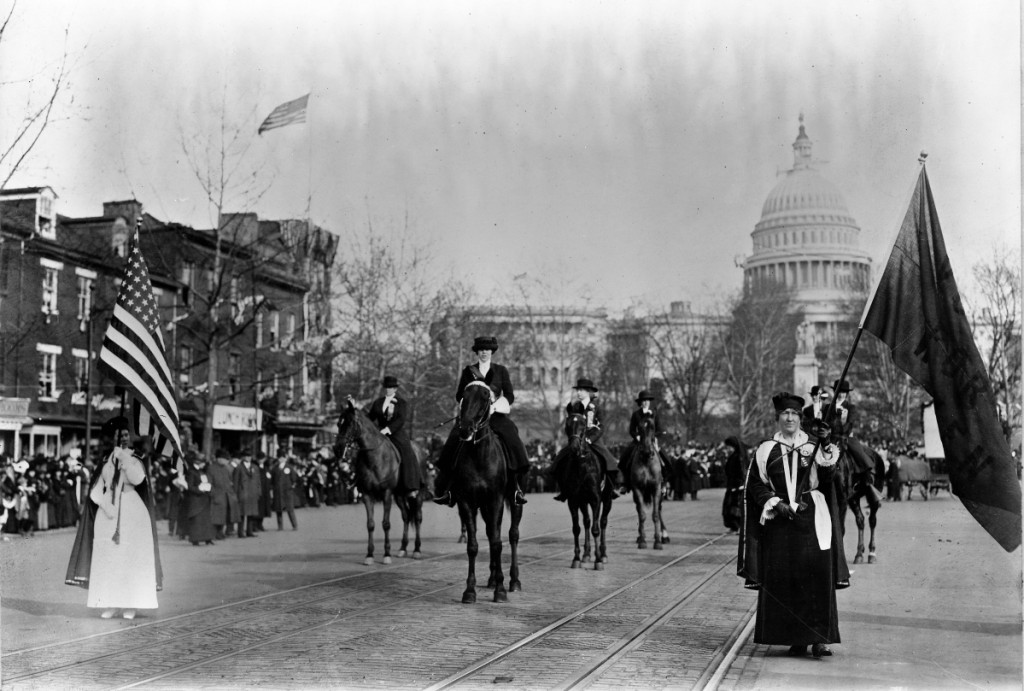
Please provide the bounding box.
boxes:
[742,116,872,394]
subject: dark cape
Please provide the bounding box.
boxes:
[65,457,163,591]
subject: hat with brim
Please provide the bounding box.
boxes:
[382,375,399,388]
[833,379,852,393]
[772,392,804,413]
[12,460,28,474]
[635,389,655,403]
[472,336,499,352]
[573,377,598,392]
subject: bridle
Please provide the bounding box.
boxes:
[459,381,493,444]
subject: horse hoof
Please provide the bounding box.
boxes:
[581,555,590,563]
[382,556,392,565]
[413,551,423,560]
[654,543,664,551]
[662,535,671,543]
[494,589,508,603]
[853,555,864,564]
[457,536,466,544]
[362,557,375,566]
[397,550,407,558]
[595,562,605,571]
[509,580,521,592]
[571,559,581,569]
[462,591,477,604]
[868,554,877,564]
[637,542,647,550]
[600,556,609,564]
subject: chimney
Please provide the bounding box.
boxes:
[103,200,143,223]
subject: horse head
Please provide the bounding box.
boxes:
[458,381,493,442]
[637,414,658,456]
[335,397,363,455]
[565,413,589,456]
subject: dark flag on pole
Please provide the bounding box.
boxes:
[98,225,183,462]
[257,94,309,134]
[861,166,1021,551]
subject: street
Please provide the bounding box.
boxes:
[1,489,1020,689]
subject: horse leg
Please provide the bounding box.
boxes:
[362,495,375,566]
[850,496,866,564]
[413,493,423,559]
[867,499,879,563]
[379,491,394,565]
[634,489,647,549]
[589,496,602,570]
[597,489,611,566]
[458,523,467,544]
[570,501,583,569]
[461,504,478,604]
[485,502,507,603]
[395,495,410,558]
[581,501,594,563]
[652,488,663,551]
[508,501,522,592]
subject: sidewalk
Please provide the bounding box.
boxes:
[726,493,1023,690]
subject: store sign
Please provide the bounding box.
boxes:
[213,405,262,431]
[277,411,319,426]
[0,398,30,417]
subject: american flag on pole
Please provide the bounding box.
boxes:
[98,225,183,463]
[258,94,309,134]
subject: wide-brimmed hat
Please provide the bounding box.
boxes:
[573,377,598,392]
[101,415,131,437]
[472,336,499,352]
[833,379,852,393]
[382,375,399,388]
[635,389,655,403]
[772,392,804,413]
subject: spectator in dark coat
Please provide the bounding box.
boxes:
[271,454,298,530]
[257,453,272,531]
[233,453,262,538]
[186,456,215,546]
[209,451,238,539]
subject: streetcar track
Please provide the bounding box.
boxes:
[6,512,679,684]
[423,532,734,691]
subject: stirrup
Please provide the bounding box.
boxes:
[553,493,567,502]
[432,491,455,506]
[514,490,528,505]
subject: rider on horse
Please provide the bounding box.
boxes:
[551,377,625,502]
[432,336,530,507]
[805,380,881,503]
[617,390,672,491]
[366,375,424,497]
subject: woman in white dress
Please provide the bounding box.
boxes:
[85,417,160,619]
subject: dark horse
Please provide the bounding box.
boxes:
[334,400,424,565]
[835,438,883,564]
[559,413,613,570]
[450,381,523,603]
[628,414,664,550]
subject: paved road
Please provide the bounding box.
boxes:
[1,489,1019,689]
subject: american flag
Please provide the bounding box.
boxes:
[258,94,309,134]
[98,226,183,462]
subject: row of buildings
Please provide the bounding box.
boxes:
[0,116,890,458]
[0,186,337,461]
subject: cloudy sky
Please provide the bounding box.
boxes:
[3,0,1019,311]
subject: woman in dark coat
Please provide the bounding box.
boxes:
[738,392,842,659]
[271,455,298,530]
[185,456,215,545]
[722,436,748,531]
[367,376,424,496]
[233,454,262,538]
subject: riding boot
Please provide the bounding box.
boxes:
[608,470,627,498]
[553,484,568,502]
[513,476,528,505]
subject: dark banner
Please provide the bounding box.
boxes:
[862,167,1021,552]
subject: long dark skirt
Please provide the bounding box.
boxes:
[722,487,743,531]
[754,507,840,646]
[186,496,215,543]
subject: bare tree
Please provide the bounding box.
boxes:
[969,248,1022,444]
[720,281,803,439]
[331,214,471,437]
[0,1,79,190]
[644,302,725,441]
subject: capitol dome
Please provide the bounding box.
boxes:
[743,116,871,317]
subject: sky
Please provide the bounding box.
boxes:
[2,0,1019,313]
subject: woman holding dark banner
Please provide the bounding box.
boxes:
[738,392,841,659]
[66,416,161,619]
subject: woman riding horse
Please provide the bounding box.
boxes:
[560,411,614,569]
[618,390,672,492]
[552,378,624,501]
[432,336,529,507]
[367,375,425,498]
[448,380,524,603]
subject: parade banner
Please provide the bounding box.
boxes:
[861,167,1021,551]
